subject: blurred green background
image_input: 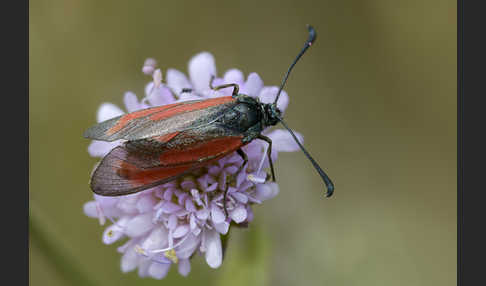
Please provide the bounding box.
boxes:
[29,0,456,285]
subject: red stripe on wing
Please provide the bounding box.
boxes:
[158,136,244,165]
[153,132,180,143]
[117,161,194,187]
[149,96,235,121]
[107,102,185,135]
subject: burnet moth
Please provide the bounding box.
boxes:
[84,25,334,214]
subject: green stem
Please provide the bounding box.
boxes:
[30,210,99,286]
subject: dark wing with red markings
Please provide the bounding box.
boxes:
[83,97,236,142]
[90,129,245,196]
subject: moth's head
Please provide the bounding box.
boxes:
[264,103,281,126]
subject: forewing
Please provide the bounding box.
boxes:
[90,134,244,196]
[84,97,236,142]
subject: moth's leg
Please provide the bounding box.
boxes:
[236,148,248,174]
[257,135,276,181]
[209,75,239,97]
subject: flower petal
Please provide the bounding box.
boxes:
[167,214,178,230]
[178,259,191,276]
[142,58,157,75]
[123,91,140,112]
[83,201,98,218]
[223,69,244,84]
[173,224,189,238]
[144,82,175,106]
[211,204,225,224]
[102,222,125,244]
[255,182,280,201]
[188,52,216,92]
[258,86,289,112]
[213,221,229,235]
[196,208,209,220]
[141,226,168,251]
[136,195,157,213]
[87,140,119,158]
[244,72,264,97]
[148,262,171,280]
[124,212,154,237]
[138,260,151,277]
[167,68,192,94]
[230,205,247,223]
[204,229,222,268]
[121,245,139,272]
[97,103,124,123]
[176,233,200,259]
[267,129,303,152]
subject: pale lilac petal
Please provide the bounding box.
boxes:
[188,52,216,92]
[121,245,139,272]
[168,214,178,230]
[231,192,248,204]
[173,225,189,238]
[138,260,151,277]
[94,194,119,207]
[142,58,157,75]
[136,195,157,213]
[163,189,173,201]
[223,69,244,84]
[211,204,225,224]
[123,91,140,112]
[204,229,222,268]
[196,208,209,220]
[124,213,154,237]
[185,199,196,212]
[144,82,175,106]
[87,140,119,157]
[178,92,202,102]
[180,179,197,190]
[230,205,247,223]
[148,263,171,280]
[176,233,199,259]
[192,227,201,236]
[166,68,192,94]
[178,259,191,276]
[258,86,289,112]
[255,182,280,201]
[244,73,264,97]
[267,129,303,152]
[189,214,197,230]
[141,227,168,251]
[213,221,229,235]
[102,222,125,244]
[162,202,182,213]
[83,201,98,218]
[97,103,124,123]
[116,195,139,215]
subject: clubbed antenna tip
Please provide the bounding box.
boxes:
[274,25,317,105]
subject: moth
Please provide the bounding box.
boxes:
[84,25,334,213]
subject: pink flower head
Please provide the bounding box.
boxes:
[83,52,303,279]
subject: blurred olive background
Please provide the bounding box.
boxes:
[29,0,456,285]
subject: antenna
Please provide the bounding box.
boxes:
[273,24,317,105]
[277,116,334,197]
